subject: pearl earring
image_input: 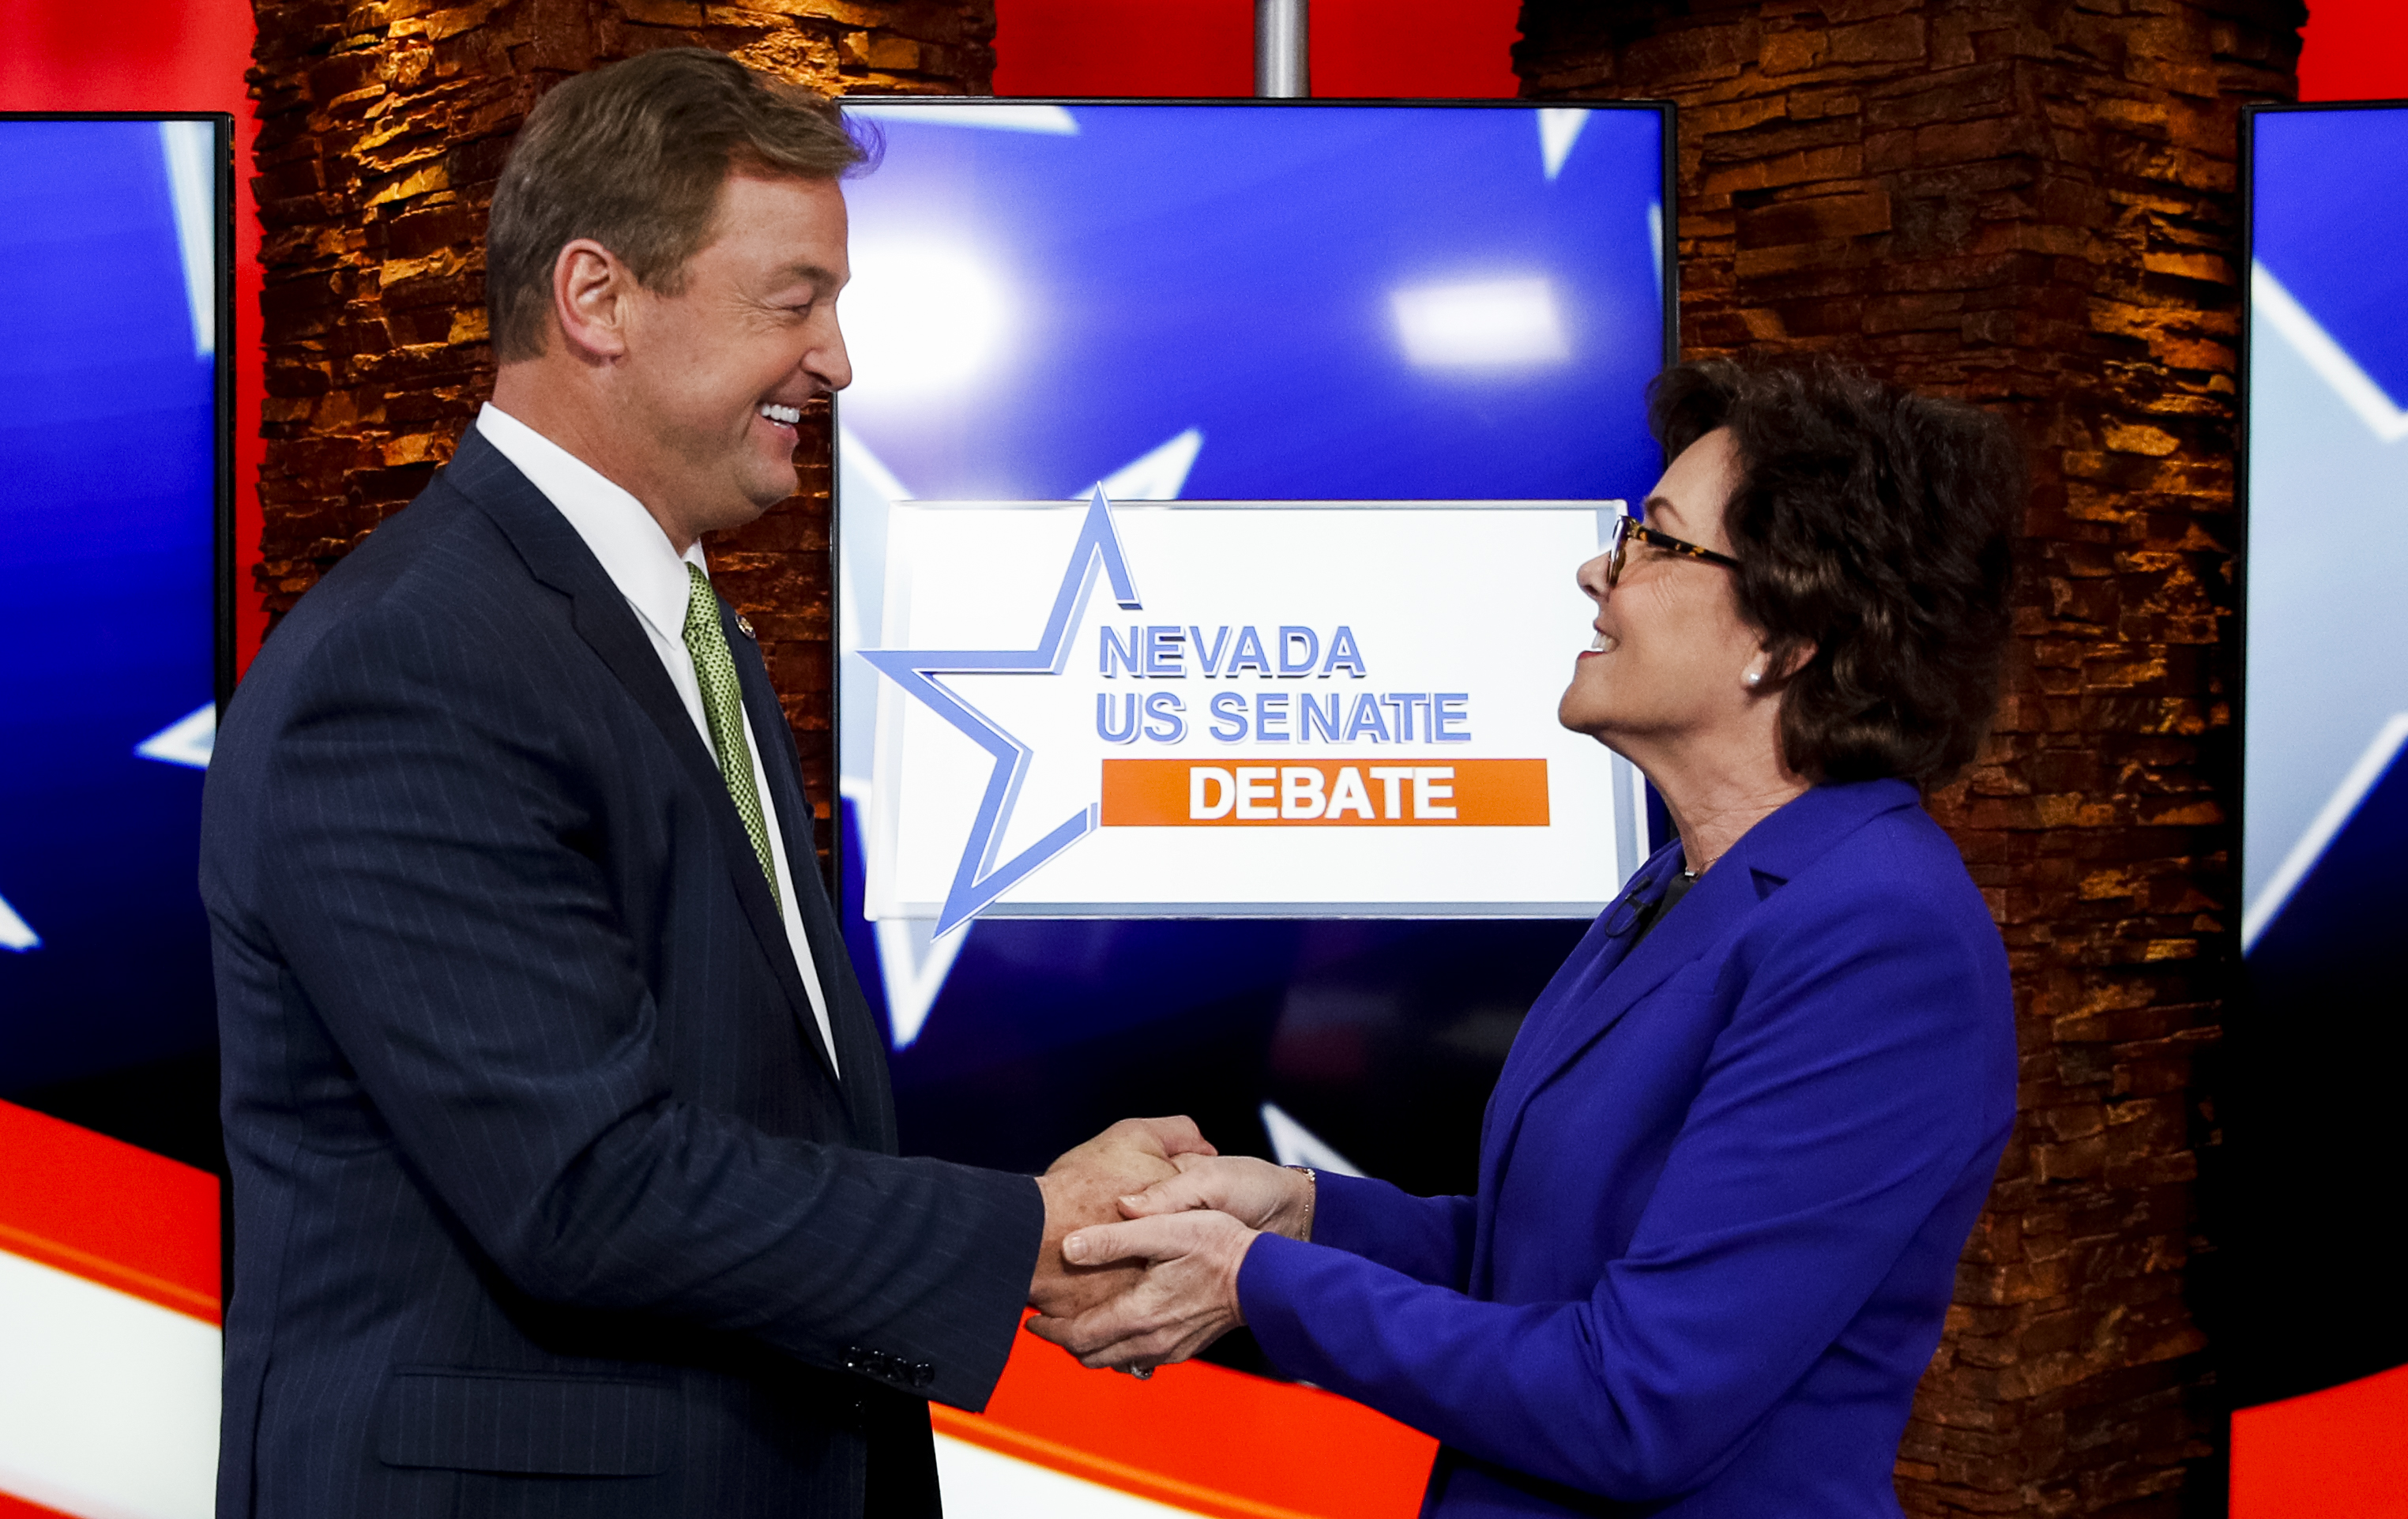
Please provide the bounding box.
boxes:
[1744,669,1763,687]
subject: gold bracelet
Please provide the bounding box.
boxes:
[1284,1164,1316,1242]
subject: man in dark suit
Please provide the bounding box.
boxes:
[201,50,1192,1517]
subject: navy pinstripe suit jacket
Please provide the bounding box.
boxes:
[201,428,1043,1517]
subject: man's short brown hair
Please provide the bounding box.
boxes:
[485,48,871,363]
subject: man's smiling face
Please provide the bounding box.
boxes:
[615,171,853,535]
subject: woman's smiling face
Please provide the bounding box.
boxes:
[1558,427,1763,752]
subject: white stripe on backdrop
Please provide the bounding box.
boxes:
[0,1249,220,1519]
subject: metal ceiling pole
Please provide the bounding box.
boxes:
[1255,0,1308,98]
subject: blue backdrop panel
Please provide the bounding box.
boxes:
[2242,105,2408,941]
[2248,108,2408,412]
[2236,101,2408,1405]
[833,103,1670,1204]
[0,120,218,1091]
[837,104,1667,502]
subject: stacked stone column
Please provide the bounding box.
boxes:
[1514,1,2302,1512]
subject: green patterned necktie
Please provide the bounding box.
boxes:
[683,562,782,914]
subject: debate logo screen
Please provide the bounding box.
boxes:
[833,101,1671,1209]
[859,489,1631,934]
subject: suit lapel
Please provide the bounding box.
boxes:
[1473,779,1926,1269]
[1510,859,1734,1091]
[445,431,841,1089]
[723,607,901,1145]
[1474,846,1686,1222]
[1507,852,1679,1081]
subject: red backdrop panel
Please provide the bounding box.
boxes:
[2231,1362,2408,1519]
[994,0,1255,96]
[2297,0,2408,102]
[935,1317,1436,1519]
[0,1098,220,1323]
[993,0,1519,99]
[1308,0,1519,99]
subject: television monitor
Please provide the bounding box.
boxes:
[0,116,232,1123]
[833,97,1672,1393]
[2235,100,2408,1409]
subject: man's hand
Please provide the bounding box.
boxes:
[1029,1118,1217,1321]
[1025,1210,1257,1371]
[1119,1153,1315,1239]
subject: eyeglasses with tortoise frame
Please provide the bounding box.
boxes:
[1604,510,1743,588]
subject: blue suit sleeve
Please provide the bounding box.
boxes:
[1238,870,2011,1502]
[1309,1172,1477,1290]
[250,600,1042,1411]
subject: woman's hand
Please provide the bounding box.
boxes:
[1117,1152,1316,1240]
[1025,1209,1258,1371]
[1029,1117,1216,1323]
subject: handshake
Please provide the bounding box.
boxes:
[1025,1117,1315,1377]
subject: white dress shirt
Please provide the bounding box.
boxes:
[475,403,838,1076]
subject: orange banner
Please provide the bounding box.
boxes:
[931,1313,1436,1519]
[0,1098,220,1325]
[1101,758,1548,826]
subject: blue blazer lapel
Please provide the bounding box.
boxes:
[1473,845,1728,1245]
[443,431,842,1088]
[1493,779,1925,1126]
[1511,851,1687,1081]
[1472,779,1928,1288]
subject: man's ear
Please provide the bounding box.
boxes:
[551,238,632,363]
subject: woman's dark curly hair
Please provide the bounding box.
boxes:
[1649,359,2022,788]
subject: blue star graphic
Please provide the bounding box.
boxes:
[860,487,1142,935]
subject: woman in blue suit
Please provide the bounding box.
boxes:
[1036,360,2025,1517]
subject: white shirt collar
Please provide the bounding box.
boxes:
[475,401,705,645]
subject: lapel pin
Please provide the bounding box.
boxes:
[736,613,758,641]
